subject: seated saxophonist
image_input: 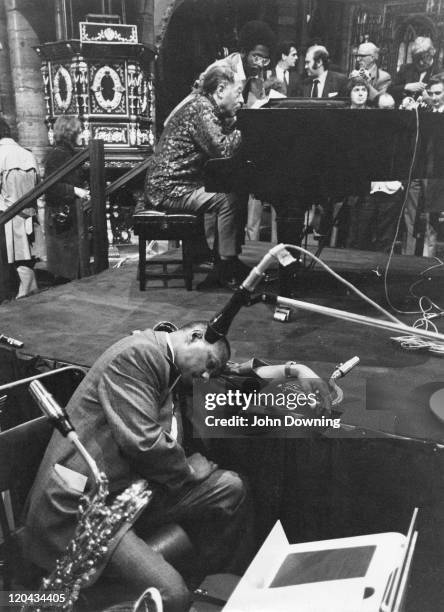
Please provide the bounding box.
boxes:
[23,322,247,612]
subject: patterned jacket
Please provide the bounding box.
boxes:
[145,93,241,207]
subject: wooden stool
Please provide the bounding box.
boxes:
[133,209,204,291]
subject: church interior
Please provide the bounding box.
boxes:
[1,1,444,611]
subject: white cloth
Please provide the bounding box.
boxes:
[0,138,38,263]
[275,65,289,85]
[370,181,403,195]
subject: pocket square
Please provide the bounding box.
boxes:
[328,92,338,98]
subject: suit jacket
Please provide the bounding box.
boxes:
[23,330,194,575]
[268,67,303,97]
[302,70,348,99]
[367,67,392,101]
[390,63,438,105]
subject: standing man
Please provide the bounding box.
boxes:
[303,45,348,99]
[209,20,276,107]
[0,119,39,298]
[350,42,391,102]
[390,37,438,254]
[145,65,246,290]
[390,36,438,106]
[270,41,302,97]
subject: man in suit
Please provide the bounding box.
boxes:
[390,36,438,254]
[145,64,246,290]
[269,41,302,97]
[303,44,348,99]
[349,42,391,102]
[390,36,438,106]
[23,322,245,612]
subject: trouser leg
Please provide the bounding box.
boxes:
[355,194,376,250]
[136,469,248,575]
[163,188,238,258]
[404,180,422,255]
[88,529,192,612]
[245,195,263,241]
[373,190,403,252]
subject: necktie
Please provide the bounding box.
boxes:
[284,70,289,85]
[311,78,320,98]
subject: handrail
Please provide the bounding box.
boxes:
[105,155,152,197]
[0,148,90,227]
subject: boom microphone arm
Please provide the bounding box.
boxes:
[205,244,444,345]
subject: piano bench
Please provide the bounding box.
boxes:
[133,209,204,291]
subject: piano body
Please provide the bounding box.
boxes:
[205,103,444,291]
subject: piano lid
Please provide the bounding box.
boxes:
[205,108,444,200]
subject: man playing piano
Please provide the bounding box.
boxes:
[144,65,247,290]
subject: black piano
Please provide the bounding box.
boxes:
[205,103,444,291]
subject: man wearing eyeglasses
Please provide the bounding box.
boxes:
[390,36,438,106]
[349,42,391,102]
[390,36,439,254]
[207,20,276,107]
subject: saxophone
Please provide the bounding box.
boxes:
[25,381,154,612]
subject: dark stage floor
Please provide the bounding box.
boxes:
[2,242,444,610]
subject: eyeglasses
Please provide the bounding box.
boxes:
[250,53,270,67]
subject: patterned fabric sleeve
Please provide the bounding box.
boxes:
[189,99,241,159]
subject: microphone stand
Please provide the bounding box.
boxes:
[204,244,444,444]
[205,243,444,345]
[29,379,101,485]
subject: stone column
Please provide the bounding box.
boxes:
[5,0,48,165]
[0,1,17,135]
[136,0,155,46]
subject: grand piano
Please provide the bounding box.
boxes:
[205,101,444,291]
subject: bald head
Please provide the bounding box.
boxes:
[169,321,230,385]
[305,45,329,77]
[357,42,379,71]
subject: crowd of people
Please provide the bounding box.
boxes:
[1,22,443,298]
[143,22,444,292]
[3,17,442,612]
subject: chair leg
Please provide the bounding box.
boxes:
[138,234,147,291]
[182,239,194,291]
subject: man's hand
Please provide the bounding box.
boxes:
[404,82,426,94]
[290,364,332,415]
[74,187,90,200]
[188,452,218,482]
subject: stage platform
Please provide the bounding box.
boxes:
[1,240,444,442]
[2,242,444,611]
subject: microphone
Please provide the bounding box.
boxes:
[29,380,75,437]
[205,245,286,343]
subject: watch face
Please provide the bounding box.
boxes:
[53,65,74,112]
[91,64,126,114]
